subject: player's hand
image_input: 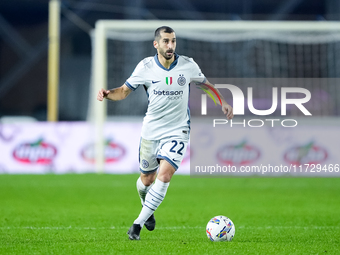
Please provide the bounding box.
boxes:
[222,103,233,120]
[97,88,110,101]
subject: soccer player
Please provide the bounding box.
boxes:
[97,26,233,240]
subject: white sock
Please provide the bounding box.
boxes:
[136,176,153,205]
[134,178,169,227]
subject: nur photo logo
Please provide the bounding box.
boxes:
[193,80,312,128]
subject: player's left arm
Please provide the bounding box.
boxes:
[190,58,233,119]
[204,80,234,120]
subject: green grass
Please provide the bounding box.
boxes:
[0,174,339,254]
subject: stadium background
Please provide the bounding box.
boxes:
[1,0,340,120]
[0,0,340,174]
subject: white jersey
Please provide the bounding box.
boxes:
[125,53,205,140]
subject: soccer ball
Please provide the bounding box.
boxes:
[206,215,235,242]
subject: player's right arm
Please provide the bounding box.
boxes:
[97,84,132,102]
[98,58,146,102]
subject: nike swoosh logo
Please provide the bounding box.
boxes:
[152,80,161,84]
[172,158,180,162]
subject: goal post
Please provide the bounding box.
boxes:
[91,20,340,173]
[92,21,107,173]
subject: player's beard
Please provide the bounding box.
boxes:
[160,49,174,60]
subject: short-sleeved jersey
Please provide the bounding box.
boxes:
[125,53,205,140]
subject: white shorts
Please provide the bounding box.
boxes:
[139,135,189,174]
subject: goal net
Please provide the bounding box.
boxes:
[89,20,340,171]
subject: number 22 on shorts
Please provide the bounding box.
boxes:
[169,140,185,155]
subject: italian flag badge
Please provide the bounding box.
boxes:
[165,77,173,85]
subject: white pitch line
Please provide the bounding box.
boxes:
[0,226,202,230]
[0,226,338,230]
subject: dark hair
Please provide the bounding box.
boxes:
[154,26,175,41]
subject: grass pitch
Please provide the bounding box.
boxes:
[0,174,339,254]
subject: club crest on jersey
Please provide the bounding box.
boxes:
[177,74,186,86]
[165,77,173,85]
[141,159,149,168]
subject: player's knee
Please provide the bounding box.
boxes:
[141,172,156,186]
[157,172,172,183]
[157,176,170,183]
